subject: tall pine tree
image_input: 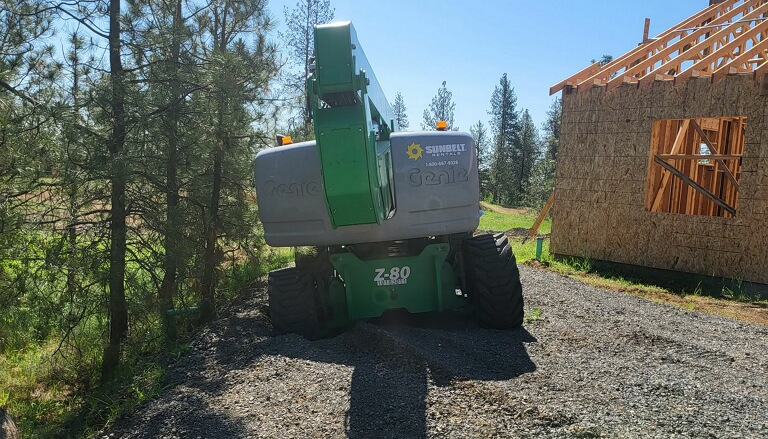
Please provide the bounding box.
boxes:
[488,73,519,205]
[517,109,539,203]
[421,80,455,130]
[192,0,278,323]
[524,97,561,207]
[543,97,562,160]
[469,120,490,199]
[391,91,409,130]
[282,0,334,137]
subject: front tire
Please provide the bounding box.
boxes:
[462,233,524,329]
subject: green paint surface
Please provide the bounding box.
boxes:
[330,244,458,320]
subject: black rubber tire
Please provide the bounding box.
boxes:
[462,233,524,329]
[267,267,324,339]
[294,246,337,324]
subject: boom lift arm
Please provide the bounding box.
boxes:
[308,22,397,227]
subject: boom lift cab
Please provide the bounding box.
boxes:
[254,22,523,336]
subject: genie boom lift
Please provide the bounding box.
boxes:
[254,22,523,337]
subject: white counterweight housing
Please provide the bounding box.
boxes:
[254,131,481,247]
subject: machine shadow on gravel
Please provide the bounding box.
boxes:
[106,295,536,438]
[208,307,537,439]
[346,311,537,439]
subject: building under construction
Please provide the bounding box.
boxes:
[549,0,768,284]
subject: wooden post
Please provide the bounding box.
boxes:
[643,18,651,43]
[528,192,555,240]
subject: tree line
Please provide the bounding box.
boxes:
[0,0,287,434]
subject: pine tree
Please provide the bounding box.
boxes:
[488,73,519,205]
[101,0,130,378]
[524,156,555,208]
[391,92,409,130]
[516,109,541,204]
[421,81,456,130]
[543,97,562,160]
[469,120,490,199]
[0,1,59,325]
[282,0,334,137]
[517,109,540,205]
[191,0,278,323]
[522,97,561,207]
[125,0,196,342]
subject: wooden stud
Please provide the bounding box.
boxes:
[652,119,691,211]
[690,119,740,188]
[653,156,737,215]
[657,153,743,159]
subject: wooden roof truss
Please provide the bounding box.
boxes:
[551,0,768,95]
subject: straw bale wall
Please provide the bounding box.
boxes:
[552,74,768,284]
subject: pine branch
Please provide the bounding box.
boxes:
[0,78,39,106]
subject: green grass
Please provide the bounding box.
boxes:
[474,207,553,264]
[478,210,552,235]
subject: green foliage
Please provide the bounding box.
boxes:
[0,0,281,434]
[281,0,335,136]
[392,92,409,130]
[524,307,543,323]
[470,120,491,198]
[487,73,521,206]
[421,81,456,130]
[542,98,561,161]
[516,109,540,204]
[524,157,555,208]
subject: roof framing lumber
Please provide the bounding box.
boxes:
[676,14,768,83]
[551,0,768,95]
[639,2,768,88]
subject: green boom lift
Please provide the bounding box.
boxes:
[254,22,523,337]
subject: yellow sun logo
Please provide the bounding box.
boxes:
[406,142,423,161]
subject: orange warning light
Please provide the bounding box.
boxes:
[276,135,293,146]
[436,120,448,131]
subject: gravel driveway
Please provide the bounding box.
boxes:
[104,266,768,438]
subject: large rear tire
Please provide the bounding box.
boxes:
[267,267,325,339]
[462,233,524,329]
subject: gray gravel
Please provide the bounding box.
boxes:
[104,266,768,438]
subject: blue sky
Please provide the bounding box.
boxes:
[269,0,711,133]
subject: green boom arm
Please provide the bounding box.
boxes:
[308,21,397,228]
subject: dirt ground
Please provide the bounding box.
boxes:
[479,201,530,216]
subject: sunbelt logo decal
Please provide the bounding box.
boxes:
[406,143,423,161]
[406,142,467,161]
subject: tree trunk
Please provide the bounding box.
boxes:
[158,0,183,343]
[200,142,222,323]
[199,12,227,323]
[102,0,129,379]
